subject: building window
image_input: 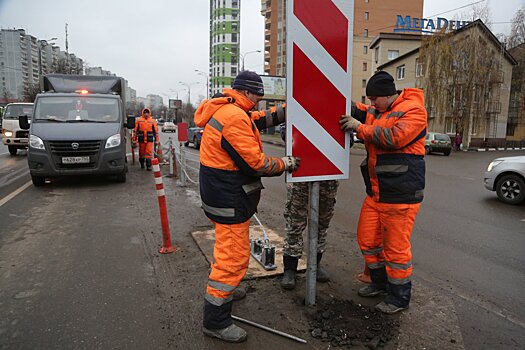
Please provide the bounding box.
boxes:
[364,12,369,20]
[444,117,454,134]
[362,79,367,88]
[364,28,368,37]
[232,33,237,42]
[388,50,399,60]
[374,47,379,63]
[363,45,368,54]
[415,59,425,77]
[363,62,368,71]
[396,65,405,80]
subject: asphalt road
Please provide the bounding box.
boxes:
[256,141,525,350]
[1,132,524,349]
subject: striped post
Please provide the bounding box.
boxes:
[152,158,177,254]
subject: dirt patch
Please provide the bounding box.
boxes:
[308,297,399,349]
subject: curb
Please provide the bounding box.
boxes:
[467,147,525,152]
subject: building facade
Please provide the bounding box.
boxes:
[260,0,424,101]
[209,0,241,96]
[507,43,525,142]
[378,20,517,148]
[0,29,85,103]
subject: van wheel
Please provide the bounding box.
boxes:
[8,146,17,156]
[115,171,127,183]
[31,175,45,187]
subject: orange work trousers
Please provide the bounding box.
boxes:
[357,196,420,285]
[205,219,251,306]
[138,142,153,159]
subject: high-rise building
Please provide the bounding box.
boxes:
[209,0,241,96]
[0,28,85,103]
[260,0,424,100]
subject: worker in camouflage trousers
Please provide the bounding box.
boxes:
[281,180,339,290]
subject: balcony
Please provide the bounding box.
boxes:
[486,101,501,114]
[489,70,504,84]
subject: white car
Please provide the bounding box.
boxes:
[484,156,525,205]
[1,102,34,155]
[162,122,176,133]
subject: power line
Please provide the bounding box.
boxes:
[428,0,487,18]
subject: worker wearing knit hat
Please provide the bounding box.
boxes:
[366,71,397,97]
[232,70,265,96]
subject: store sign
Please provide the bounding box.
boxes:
[394,15,471,33]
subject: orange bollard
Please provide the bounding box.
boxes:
[152,158,177,254]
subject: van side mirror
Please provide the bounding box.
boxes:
[19,115,30,130]
[126,116,135,129]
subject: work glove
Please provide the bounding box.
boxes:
[339,114,362,132]
[281,156,301,173]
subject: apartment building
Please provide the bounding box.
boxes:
[209,0,241,96]
[378,20,517,148]
[507,43,525,142]
[0,29,84,103]
[260,0,424,101]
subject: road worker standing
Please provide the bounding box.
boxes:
[340,71,427,314]
[134,108,158,171]
[195,71,300,343]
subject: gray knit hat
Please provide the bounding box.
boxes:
[232,71,264,96]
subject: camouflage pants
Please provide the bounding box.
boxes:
[283,180,339,258]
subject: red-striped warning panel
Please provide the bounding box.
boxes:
[286,0,354,182]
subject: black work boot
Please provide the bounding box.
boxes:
[146,158,152,171]
[377,281,411,314]
[316,253,330,282]
[139,158,145,169]
[280,255,298,290]
[358,266,388,297]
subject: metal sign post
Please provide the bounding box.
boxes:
[180,143,186,187]
[306,181,320,306]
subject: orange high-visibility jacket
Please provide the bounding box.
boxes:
[353,88,427,204]
[135,109,158,144]
[195,89,286,224]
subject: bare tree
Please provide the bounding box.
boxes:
[508,6,525,49]
[22,83,41,102]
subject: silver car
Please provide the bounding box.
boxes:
[484,156,525,205]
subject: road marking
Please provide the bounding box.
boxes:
[521,219,525,223]
[0,181,32,208]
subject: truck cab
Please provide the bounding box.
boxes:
[20,74,135,186]
[1,102,34,155]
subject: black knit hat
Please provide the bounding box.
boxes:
[232,70,264,96]
[366,71,397,97]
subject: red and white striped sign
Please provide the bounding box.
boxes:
[286,0,353,182]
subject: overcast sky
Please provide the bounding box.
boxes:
[0,0,523,102]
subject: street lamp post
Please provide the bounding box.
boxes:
[178,81,200,106]
[195,69,210,99]
[240,50,261,71]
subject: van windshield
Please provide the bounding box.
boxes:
[3,104,33,120]
[34,96,119,123]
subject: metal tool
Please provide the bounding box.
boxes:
[232,315,307,344]
[250,214,277,270]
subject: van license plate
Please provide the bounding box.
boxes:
[62,156,90,164]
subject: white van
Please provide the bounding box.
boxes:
[1,102,33,155]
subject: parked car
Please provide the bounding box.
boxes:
[185,127,204,149]
[162,121,176,133]
[484,156,525,205]
[425,132,452,156]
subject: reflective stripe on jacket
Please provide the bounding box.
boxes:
[134,109,158,143]
[194,89,286,224]
[353,88,427,204]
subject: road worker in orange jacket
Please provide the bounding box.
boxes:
[340,71,427,314]
[134,108,159,171]
[195,71,300,343]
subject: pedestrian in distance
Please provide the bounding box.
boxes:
[134,108,159,171]
[194,70,300,343]
[455,132,462,151]
[279,126,340,290]
[339,71,427,314]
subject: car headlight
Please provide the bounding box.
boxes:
[105,134,121,149]
[29,135,45,150]
[4,130,13,137]
[487,160,502,172]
